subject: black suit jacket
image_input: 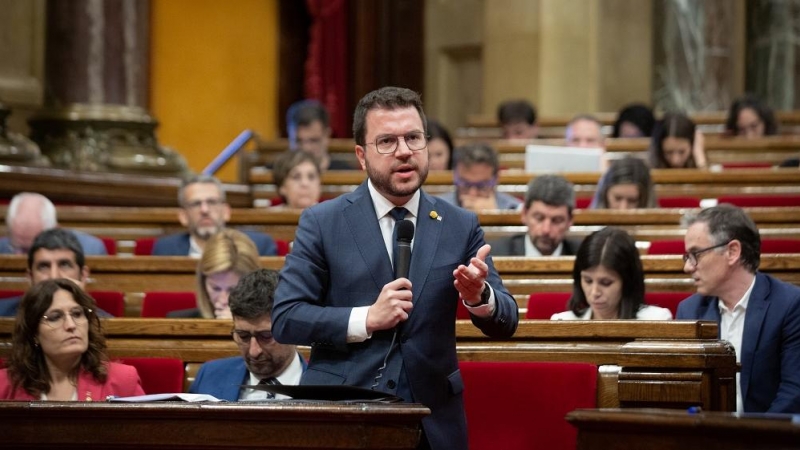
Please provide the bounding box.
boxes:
[488,233,581,256]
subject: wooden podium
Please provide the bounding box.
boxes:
[0,401,429,449]
[567,408,800,450]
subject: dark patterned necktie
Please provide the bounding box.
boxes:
[259,377,281,399]
[389,207,408,270]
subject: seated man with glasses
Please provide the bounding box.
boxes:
[151,175,277,257]
[0,228,112,317]
[189,269,305,401]
[437,143,521,212]
[676,204,800,414]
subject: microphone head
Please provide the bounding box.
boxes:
[396,219,415,243]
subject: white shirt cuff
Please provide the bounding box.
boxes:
[347,306,372,343]
[463,284,496,318]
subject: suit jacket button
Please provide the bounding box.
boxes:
[387,380,397,389]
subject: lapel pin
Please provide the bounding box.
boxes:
[430,211,442,221]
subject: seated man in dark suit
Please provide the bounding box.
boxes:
[189,268,305,401]
[0,192,107,256]
[490,174,581,256]
[676,204,800,413]
[152,175,276,257]
[0,228,111,317]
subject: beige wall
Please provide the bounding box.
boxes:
[426,0,654,126]
[150,0,278,182]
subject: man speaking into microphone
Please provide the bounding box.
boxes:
[272,87,519,450]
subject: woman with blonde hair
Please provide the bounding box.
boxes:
[169,229,261,319]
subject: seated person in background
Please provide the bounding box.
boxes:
[566,114,605,149]
[438,143,522,211]
[0,229,111,317]
[0,278,144,400]
[552,227,672,320]
[612,103,656,138]
[497,99,538,139]
[426,119,454,171]
[270,150,322,209]
[590,156,657,210]
[725,94,779,139]
[169,229,261,319]
[189,268,305,401]
[0,192,107,256]
[490,175,581,256]
[287,99,351,170]
[648,112,707,169]
[152,175,276,257]
[677,204,800,413]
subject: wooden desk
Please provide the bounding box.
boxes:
[0,319,737,412]
[567,408,800,450]
[0,401,428,449]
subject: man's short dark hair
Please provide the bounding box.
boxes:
[288,100,330,129]
[497,100,537,126]
[524,175,575,214]
[686,204,761,273]
[229,269,280,319]
[178,174,226,206]
[353,87,427,146]
[453,142,500,174]
[27,228,85,270]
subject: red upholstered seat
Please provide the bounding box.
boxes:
[717,194,800,208]
[275,239,291,256]
[761,239,800,253]
[658,196,701,208]
[456,301,471,320]
[647,240,685,255]
[141,292,197,318]
[644,292,689,318]
[116,357,185,394]
[100,237,117,255]
[0,290,24,300]
[89,291,125,317]
[525,292,571,319]
[460,361,597,450]
[575,197,592,209]
[720,161,773,169]
[134,238,156,256]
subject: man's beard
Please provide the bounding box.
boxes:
[194,223,223,240]
[365,158,429,200]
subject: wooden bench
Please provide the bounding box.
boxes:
[0,319,736,411]
[2,254,798,315]
[2,205,797,255]
[0,164,253,207]
[248,168,800,202]
[242,136,800,172]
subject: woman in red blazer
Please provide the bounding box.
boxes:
[0,279,144,401]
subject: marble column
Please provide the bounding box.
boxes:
[29,0,187,174]
[653,0,746,112]
[746,0,800,110]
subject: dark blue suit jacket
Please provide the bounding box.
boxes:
[151,230,277,256]
[0,229,107,256]
[676,272,800,413]
[188,354,307,401]
[0,296,113,318]
[272,182,519,450]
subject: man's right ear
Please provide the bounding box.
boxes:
[355,146,367,170]
[178,208,189,227]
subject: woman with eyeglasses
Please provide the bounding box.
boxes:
[0,279,144,400]
[552,227,673,320]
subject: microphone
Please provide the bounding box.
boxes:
[394,219,415,279]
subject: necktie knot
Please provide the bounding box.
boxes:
[389,207,408,222]
[259,377,280,386]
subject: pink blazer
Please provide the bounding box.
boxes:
[0,362,145,401]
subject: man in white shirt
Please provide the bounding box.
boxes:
[676,204,800,413]
[189,269,304,401]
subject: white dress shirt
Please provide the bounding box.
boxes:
[240,352,304,401]
[718,276,755,413]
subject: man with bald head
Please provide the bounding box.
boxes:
[0,192,107,255]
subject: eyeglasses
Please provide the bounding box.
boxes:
[682,241,731,266]
[183,198,224,210]
[367,131,428,154]
[41,307,92,329]
[454,174,498,193]
[231,330,275,346]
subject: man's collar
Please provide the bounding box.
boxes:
[367,179,421,218]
